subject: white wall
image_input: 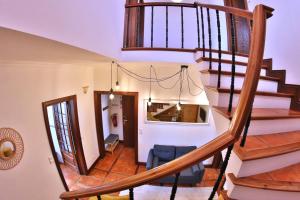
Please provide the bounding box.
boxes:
[0,63,99,200]
[101,94,111,140]
[247,0,300,84]
[94,62,216,163]
[0,0,125,59]
[109,95,124,141]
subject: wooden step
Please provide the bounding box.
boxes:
[228,163,300,192]
[219,190,235,200]
[200,69,279,82]
[197,57,269,69]
[206,86,294,98]
[234,131,300,161]
[213,107,300,120]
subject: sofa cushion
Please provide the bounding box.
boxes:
[153,145,175,161]
[175,146,197,158]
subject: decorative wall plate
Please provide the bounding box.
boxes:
[0,128,24,170]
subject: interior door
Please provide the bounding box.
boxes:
[224,0,250,54]
[53,102,78,172]
[122,95,135,147]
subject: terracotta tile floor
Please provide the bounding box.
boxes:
[61,143,219,195]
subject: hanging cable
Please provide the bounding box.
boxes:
[152,66,181,89]
[148,66,152,106]
[185,70,204,96]
[109,61,115,100]
[115,64,120,90]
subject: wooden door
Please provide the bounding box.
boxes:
[122,96,135,147]
[53,102,78,172]
[224,0,250,54]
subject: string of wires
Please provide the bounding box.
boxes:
[114,62,204,96]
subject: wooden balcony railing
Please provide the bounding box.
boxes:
[60,3,273,200]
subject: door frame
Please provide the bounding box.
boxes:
[94,91,139,164]
[42,95,88,191]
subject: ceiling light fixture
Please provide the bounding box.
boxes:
[109,61,115,100]
[115,64,120,90]
[147,66,152,106]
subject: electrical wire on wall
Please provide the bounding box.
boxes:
[111,61,204,102]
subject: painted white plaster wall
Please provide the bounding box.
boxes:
[94,62,217,163]
[247,0,300,84]
[0,63,99,200]
[101,94,111,140]
[0,0,125,59]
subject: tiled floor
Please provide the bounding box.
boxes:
[60,143,219,193]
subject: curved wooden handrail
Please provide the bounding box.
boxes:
[126,2,253,19]
[60,4,271,200]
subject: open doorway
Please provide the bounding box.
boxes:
[42,95,87,191]
[94,91,138,164]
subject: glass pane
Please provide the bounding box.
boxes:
[61,102,67,115]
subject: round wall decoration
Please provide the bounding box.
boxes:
[0,128,24,170]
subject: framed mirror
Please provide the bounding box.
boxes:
[0,139,16,160]
[145,100,209,124]
[0,128,24,170]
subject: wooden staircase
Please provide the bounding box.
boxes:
[198,53,300,200]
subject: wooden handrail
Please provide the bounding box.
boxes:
[126,2,254,19]
[60,4,271,200]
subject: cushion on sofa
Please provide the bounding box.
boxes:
[153,145,175,161]
[175,146,197,158]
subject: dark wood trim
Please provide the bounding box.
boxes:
[87,155,102,174]
[211,151,223,168]
[42,95,88,192]
[197,57,269,69]
[94,91,139,164]
[200,69,280,82]
[122,47,250,57]
[206,86,295,98]
[122,47,196,53]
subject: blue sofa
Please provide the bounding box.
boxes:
[146,145,205,185]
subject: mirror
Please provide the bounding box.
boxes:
[146,100,209,124]
[0,140,16,160]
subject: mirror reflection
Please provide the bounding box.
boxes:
[147,101,208,123]
[0,140,16,159]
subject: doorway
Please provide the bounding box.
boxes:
[224,0,251,54]
[94,91,139,163]
[42,95,87,191]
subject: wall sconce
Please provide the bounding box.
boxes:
[82,86,89,94]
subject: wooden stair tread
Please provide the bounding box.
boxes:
[234,131,300,161]
[213,107,300,120]
[197,57,269,69]
[228,163,300,192]
[219,190,235,200]
[200,69,280,82]
[206,86,294,98]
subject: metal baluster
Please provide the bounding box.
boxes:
[240,109,253,147]
[207,8,212,70]
[151,6,154,48]
[200,6,205,57]
[228,14,236,113]
[129,188,134,200]
[166,5,169,48]
[97,195,101,200]
[181,6,184,48]
[196,6,200,48]
[170,173,180,200]
[216,10,222,88]
[208,144,234,200]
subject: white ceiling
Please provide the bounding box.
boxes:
[0,27,111,64]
